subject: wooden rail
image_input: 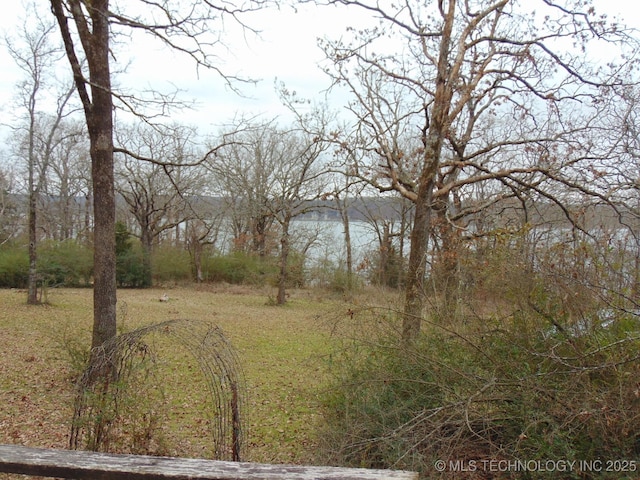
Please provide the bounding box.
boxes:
[0,444,418,479]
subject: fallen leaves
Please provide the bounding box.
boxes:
[0,287,336,467]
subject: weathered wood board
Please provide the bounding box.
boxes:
[0,444,419,479]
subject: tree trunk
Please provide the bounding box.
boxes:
[27,190,38,304]
[89,113,117,350]
[84,193,92,246]
[141,228,153,288]
[27,107,38,303]
[194,242,203,283]
[61,174,72,240]
[51,0,118,351]
[89,28,117,351]
[276,217,291,305]
[252,216,269,258]
[401,0,455,343]
[339,198,353,289]
[432,203,461,308]
[26,61,39,305]
[402,179,435,341]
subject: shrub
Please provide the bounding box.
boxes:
[152,246,192,284]
[0,243,28,288]
[327,267,362,293]
[283,250,306,288]
[318,222,640,478]
[201,252,277,285]
[320,308,640,479]
[266,250,307,289]
[364,246,405,289]
[0,240,93,289]
[115,223,146,288]
[309,259,362,293]
[322,331,443,470]
[116,246,146,288]
[39,240,93,287]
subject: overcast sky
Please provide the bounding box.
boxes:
[0,1,635,135]
[0,1,369,133]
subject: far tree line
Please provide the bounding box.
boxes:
[1,108,636,303]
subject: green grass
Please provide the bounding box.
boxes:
[0,285,347,465]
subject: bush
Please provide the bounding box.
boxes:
[320,231,640,479]
[282,250,306,289]
[0,240,93,289]
[152,246,192,284]
[308,258,362,293]
[201,252,277,285]
[116,245,146,288]
[320,308,640,478]
[39,240,93,287]
[322,329,443,470]
[364,246,405,289]
[327,267,362,293]
[0,243,28,288]
[115,223,146,288]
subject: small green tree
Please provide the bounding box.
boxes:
[115,221,131,258]
[115,222,145,288]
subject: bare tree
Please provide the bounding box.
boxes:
[184,200,227,283]
[330,174,359,287]
[5,7,77,304]
[208,122,281,258]
[115,122,206,287]
[355,196,412,289]
[269,129,330,304]
[49,0,268,351]
[213,119,331,304]
[582,83,640,298]
[40,119,90,242]
[0,164,19,247]
[320,0,639,341]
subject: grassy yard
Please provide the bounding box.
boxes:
[0,285,353,467]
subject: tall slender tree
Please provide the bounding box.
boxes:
[269,129,330,304]
[0,166,18,247]
[6,7,76,304]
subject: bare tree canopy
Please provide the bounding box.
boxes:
[209,116,332,303]
[115,121,207,287]
[5,4,78,304]
[319,0,640,341]
[48,0,271,352]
